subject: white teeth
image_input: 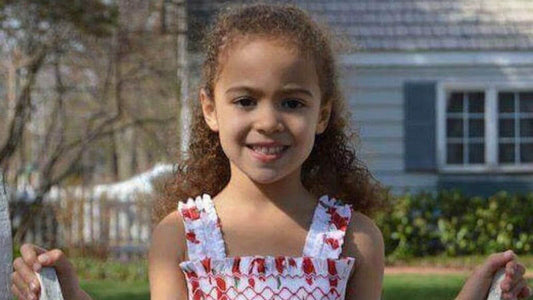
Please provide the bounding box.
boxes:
[251,146,285,155]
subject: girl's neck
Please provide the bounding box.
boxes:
[219,167,315,212]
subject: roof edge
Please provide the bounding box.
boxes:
[341,51,533,67]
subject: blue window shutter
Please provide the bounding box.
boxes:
[404,81,437,172]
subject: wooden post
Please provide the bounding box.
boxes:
[0,174,13,300]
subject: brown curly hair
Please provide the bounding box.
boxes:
[154,3,388,223]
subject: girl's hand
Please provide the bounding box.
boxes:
[456,250,531,300]
[500,258,531,300]
[11,243,90,300]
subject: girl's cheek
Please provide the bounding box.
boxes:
[287,118,310,133]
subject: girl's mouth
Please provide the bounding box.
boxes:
[246,145,289,162]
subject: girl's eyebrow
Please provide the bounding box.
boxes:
[225,86,314,97]
[279,87,314,98]
[225,86,259,95]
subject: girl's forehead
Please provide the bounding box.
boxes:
[222,34,302,57]
[215,36,318,87]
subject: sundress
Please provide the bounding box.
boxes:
[178,193,356,300]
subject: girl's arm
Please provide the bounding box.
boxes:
[148,211,188,300]
[344,211,385,300]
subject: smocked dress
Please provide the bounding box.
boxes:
[178,194,356,300]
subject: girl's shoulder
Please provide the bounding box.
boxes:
[150,194,211,264]
[148,208,189,298]
[150,208,188,262]
[343,210,385,298]
[343,210,384,269]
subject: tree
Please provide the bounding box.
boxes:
[0,0,185,246]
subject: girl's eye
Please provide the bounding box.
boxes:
[282,99,304,109]
[234,97,255,107]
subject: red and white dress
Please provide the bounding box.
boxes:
[178,194,355,300]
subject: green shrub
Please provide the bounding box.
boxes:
[376,189,533,261]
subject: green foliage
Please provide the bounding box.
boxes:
[376,190,533,261]
[72,257,148,282]
[12,244,20,260]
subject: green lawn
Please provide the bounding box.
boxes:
[383,274,466,299]
[80,275,533,299]
[80,280,149,300]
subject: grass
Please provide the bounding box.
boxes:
[80,280,149,300]
[80,275,533,300]
[387,253,533,269]
[384,275,533,300]
[383,274,467,300]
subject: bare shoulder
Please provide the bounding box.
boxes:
[148,209,189,299]
[345,211,384,260]
[343,210,385,300]
[149,210,187,262]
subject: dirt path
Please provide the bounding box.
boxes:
[385,267,533,279]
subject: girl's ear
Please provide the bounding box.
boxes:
[200,88,219,132]
[316,101,332,134]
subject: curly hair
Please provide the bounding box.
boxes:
[154,3,388,223]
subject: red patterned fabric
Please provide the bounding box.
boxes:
[178,194,355,299]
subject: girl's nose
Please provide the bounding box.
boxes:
[255,104,284,134]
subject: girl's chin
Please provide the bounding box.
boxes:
[248,173,286,185]
[228,160,301,185]
[246,168,301,185]
[231,167,282,183]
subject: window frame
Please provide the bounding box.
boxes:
[437,81,533,173]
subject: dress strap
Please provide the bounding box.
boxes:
[302,195,353,259]
[177,194,226,261]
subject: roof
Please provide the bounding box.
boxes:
[187,0,533,52]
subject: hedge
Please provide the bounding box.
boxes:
[375,190,533,261]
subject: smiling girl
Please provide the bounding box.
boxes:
[11,3,531,300]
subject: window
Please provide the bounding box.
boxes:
[438,84,533,172]
[498,92,533,164]
[445,91,485,165]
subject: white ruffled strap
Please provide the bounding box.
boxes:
[302,195,353,259]
[177,194,227,261]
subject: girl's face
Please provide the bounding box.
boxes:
[200,37,331,185]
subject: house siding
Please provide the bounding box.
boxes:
[340,63,533,195]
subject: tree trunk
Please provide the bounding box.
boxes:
[110,133,120,181]
[130,127,138,175]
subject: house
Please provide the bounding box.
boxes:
[185,0,533,196]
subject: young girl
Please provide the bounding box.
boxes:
[11,4,532,300]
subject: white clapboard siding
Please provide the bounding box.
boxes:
[365,158,404,172]
[342,65,533,89]
[361,137,404,157]
[346,87,403,106]
[339,62,533,194]
[350,103,403,122]
[356,122,403,139]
